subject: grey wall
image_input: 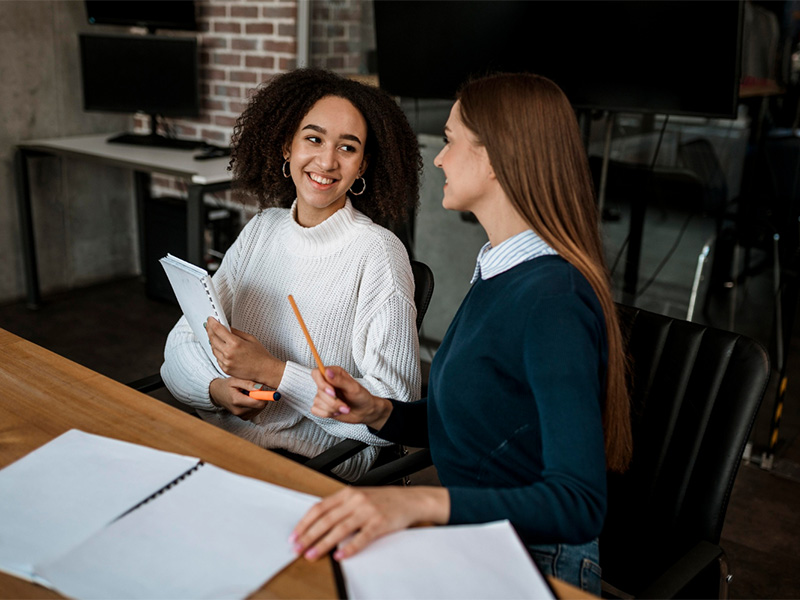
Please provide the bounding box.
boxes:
[414,134,488,344]
[0,1,138,305]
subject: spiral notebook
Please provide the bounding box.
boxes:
[159,253,230,374]
[0,429,320,599]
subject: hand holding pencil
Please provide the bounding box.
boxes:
[288,295,392,428]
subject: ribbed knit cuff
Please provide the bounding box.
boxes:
[277,361,317,413]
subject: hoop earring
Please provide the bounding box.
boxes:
[349,176,366,196]
[282,160,291,178]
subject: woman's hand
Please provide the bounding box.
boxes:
[290,486,451,561]
[208,377,271,420]
[206,318,285,387]
[310,366,393,430]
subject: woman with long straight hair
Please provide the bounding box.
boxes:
[290,72,632,594]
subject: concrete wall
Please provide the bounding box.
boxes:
[0,0,136,304]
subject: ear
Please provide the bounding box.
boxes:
[359,156,369,177]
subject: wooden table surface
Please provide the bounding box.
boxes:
[0,328,342,599]
[0,328,589,599]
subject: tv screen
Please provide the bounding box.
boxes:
[79,33,200,118]
[374,0,743,118]
[85,1,197,31]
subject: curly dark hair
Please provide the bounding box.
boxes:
[228,68,422,228]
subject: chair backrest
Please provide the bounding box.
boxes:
[411,260,434,333]
[601,304,770,597]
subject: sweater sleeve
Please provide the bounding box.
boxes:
[374,398,430,447]
[447,294,608,545]
[276,293,421,447]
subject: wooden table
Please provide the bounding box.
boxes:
[0,328,341,599]
[0,329,588,599]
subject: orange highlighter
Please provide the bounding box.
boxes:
[248,390,280,401]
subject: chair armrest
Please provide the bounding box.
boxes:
[355,448,433,486]
[304,439,368,475]
[638,540,725,599]
[127,373,166,393]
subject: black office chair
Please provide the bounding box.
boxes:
[127,259,435,482]
[601,304,770,599]
[341,303,771,599]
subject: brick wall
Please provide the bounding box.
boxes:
[140,0,298,197]
[310,0,365,74]
[141,0,370,203]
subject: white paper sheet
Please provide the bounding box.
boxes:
[340,520,555,600]
[37,463,320,600]
[0,429,199,583]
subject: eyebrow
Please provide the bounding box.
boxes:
[301,124,363,146]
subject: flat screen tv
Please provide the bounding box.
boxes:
[374,0,744,118]
[79,33,201,147]
[85,1,197,32]
[79,33,199,118]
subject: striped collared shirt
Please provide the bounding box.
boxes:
[470,229,558,283]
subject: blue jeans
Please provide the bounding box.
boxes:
[528,538,601,596]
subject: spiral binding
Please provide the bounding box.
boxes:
[113,462,205,522]
[202,280,221,320]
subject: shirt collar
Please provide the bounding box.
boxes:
[470,229,558,283]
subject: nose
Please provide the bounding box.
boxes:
[433,146,445,169]
[317,146,338,171]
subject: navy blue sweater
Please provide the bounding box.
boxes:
[378,255,608,545]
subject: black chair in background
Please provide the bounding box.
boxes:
[127,260,435,483]
[346,303,771,598]
[601,304,770,599]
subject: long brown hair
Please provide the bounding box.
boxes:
[459,73,632,472]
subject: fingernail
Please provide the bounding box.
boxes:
[326,368,335,379]
[339,405,350,414]
[254,383,264,390]
[304,548,318,560]
[333,549,345,561]
[203,321,207,329]
[325,387,336,398]
[288,532,297,544]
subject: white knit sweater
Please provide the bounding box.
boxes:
[161,199,421,481]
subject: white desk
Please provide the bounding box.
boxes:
[15,133,233,308]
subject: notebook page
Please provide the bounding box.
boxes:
[0,429,199,583]
[37,463,320,600]
[341,520,554,600]
[160,253,229,374]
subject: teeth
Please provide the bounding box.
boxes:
[309,173,334,185]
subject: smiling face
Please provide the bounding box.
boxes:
[433,101,495,215]
[284,95,368,227]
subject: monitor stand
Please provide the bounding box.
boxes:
[107,114,207,151]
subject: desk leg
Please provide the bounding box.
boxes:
[623,197,646,305]
[14,148,41,309]
[134,171,151,279]
[187,184,205,267]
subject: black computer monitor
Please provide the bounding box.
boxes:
[375,0,743,119]
[79,33,201,148]
[85,1,197,32]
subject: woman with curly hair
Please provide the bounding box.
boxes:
[161,68,423,481]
